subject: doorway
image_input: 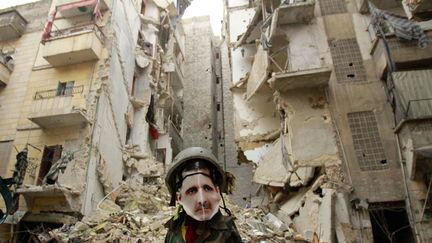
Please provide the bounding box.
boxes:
[369,202,415,243]
[37,145,62,185]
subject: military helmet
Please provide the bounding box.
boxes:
[165,147,226,205]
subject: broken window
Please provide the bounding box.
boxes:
[56,81,75,96]
[37,145,62,185]
[369,202,415,243]
[0,140,13,177]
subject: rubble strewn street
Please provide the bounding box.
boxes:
[43,173,299,243]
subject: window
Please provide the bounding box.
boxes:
[37,145,62,185]
[56,81,74,96]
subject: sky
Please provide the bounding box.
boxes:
[0,0,223,36]
[182,0,223,37]
[0,0,40,9]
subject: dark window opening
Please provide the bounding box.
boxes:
[369,202,415,243]
[216,77,220,84]
[380,159,387,164]
[56,81,74,96]
[349,62,353,66]
[216,53,219,59]
[140,1,146,15]
[37,145,62,185]
[347,74,355,78]
[126,126,131,142]
[216,103,221,111]
[14,221,62,242]
[131,75,137,96]
[421,173,432,220]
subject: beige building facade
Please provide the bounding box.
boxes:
[0,0,188,240]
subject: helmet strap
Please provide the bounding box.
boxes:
[219,190,232,216]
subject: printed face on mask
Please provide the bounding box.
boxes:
[177,168,221,221]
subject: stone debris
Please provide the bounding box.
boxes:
[42,172,306,243]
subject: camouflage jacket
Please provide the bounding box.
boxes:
[164,211,243,243]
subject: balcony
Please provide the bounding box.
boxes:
[16,185,81,213]
[371,30,432,78]
[277,0,315,24]
[0,56,13,87]
[268,67,332,92]
[56,0,110,18]
[0,10,27,41]
[28,85,89,128]
[41,25,104,67]
[355,0,403,14]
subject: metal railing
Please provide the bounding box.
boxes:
[34,85,84,100]
[47,24,105,43]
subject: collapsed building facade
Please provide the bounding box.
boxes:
[1,0,432,242]
[225,0,432,242]
[0,0,190,240]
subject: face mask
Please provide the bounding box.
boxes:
[177,169,221,221]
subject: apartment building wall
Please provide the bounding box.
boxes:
[0,2,186,237]
[182,16,214,150]
[225,0,428,241]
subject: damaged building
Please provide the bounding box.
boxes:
[225,0,432,242]
[0,0,189,240]
[1,0,432,242]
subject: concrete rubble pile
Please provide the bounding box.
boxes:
[40,149,297,242]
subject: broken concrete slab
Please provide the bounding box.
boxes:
[317,189,335,243]
[277,0,315,24]
[290,166,315,187]
[279,188,308,217]
[16,185,81,213]
[253,135,293,187]
[246,45,270,100]
[268,67,332,92]
[292,192,321,235]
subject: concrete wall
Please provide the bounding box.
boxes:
[182,16,214,150]
[322,8,405,203]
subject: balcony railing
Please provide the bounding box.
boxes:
[34,85,84,100]
[41,24,104,67]
[28,85,88,128]
[47,24,105,42]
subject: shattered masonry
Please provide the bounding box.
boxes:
[0,0,432,242]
